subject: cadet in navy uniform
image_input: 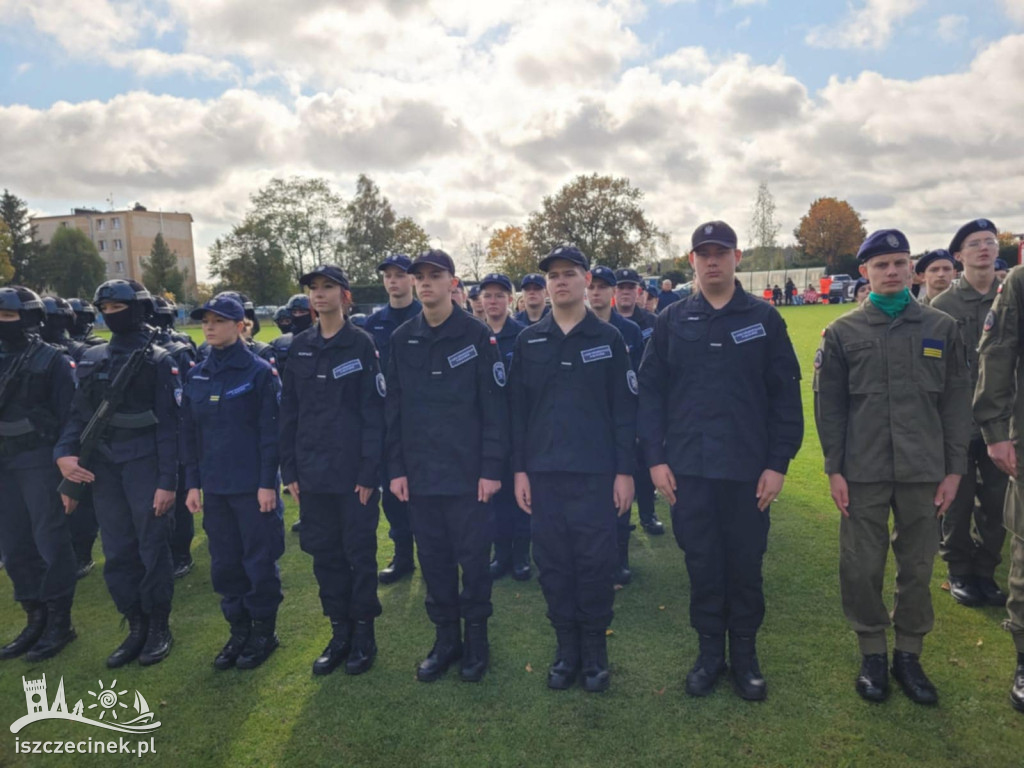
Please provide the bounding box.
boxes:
[478,273,530,580]
[199,291,277,368]
[468,283,486,321]
[150,296,199,580]
[0,287,78,662]
[364,253,422,584]
[280,265,385,676]
[182,295,285,670]
[509,246,637,693]
[638,221,803,701]
[55,279,181,668]
[587,266,644,586]
[613,268,664,537]
[387,249,509,683]
[515,274,551,326]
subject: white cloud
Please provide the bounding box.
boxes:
[654,46,714,75]
[806,0,925,50]
[1002,1,1024,25]
[936,14,967,42]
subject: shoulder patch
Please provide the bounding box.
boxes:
[174,388,183,406]
[627,369,638,395]
[984,310,995,333]
[813,348,823,370]
[376,372,387,397]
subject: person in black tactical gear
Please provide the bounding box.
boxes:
[273,306,293,335]
[149,296,199,579]
[280,265,385,677]
[0,286,79,662]
[68,298,105,347]
[270,293,311,380]
[40,296,97,580]
[55,279,182,668]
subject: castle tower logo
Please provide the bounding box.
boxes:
[10,674,162,735]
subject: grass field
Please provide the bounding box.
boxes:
[2,303,1023,768]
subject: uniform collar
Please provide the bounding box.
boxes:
[687,281,749,316]
[207,338,252,370]
[381,298,421,319]
[533,307,605,339]
[861,295,924,325]
[954,274,1000,302]
[408,303,470,340]
[312,319,359,349]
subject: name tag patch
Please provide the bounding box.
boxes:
[642,327,653,340]
[527,337,548,344]
[224,381,254,398]
[731,323,766,344]
[581,345,612,363]
[333,359,364,379]
[448,345,478,368]
[922,339,944,359]
[296,351,313,357]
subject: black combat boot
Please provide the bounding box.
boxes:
[25,597,76,662]
[460,621,489,682]
[214,617,252,670]
[512,536,532,581]
[0,601,47,660]
[581,630,610,693]
[75,557,95,580]
[1011,652,1024,713]
[107,608,149,669]
[417,623,462,682]
[685,634,727,697]
[855,653,889,702]
[345,619,377,676]
[313,619,352,676]
[640,512,665,536]
[614,539,632,587]
[236,616,279,670]
[379,536,415,585]
[489,541,512,580]
[547,626,581,690]
[138,605,173,666]
[172,556,194,580]
[891,650,938,705]
[730,633,767,701]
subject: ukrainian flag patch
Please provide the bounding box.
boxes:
[922,339,944,359]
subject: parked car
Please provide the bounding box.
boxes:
[827,274,856,304]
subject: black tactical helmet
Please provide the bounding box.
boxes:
[42,296,75,320]
[0,285,45,327]
[150,296,177,328]
[68,297,97,322]
[94,279,153,326]
[285,294,310,312]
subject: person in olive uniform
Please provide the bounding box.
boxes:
[182,295,285,670]
[972,255,1024,713]
[510,246,637,693]
[916,249,957,306]
[933,219,1007,608]
[364,254,422,584]
[387,249,509,684]
[0,286,78,662]
[638,221,802,702]
[814,229,972,705]
[280,265,385,676]
[55,279,181,668]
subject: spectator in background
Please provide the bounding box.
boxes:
[803,284,819,304]
[645,286,659,313]
[853,277,871,305]
[772,285,783,306]
[657,279,681,312]
[785,279,796,306]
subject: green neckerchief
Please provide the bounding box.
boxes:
[868,287,912,318]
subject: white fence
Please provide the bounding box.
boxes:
[735,267,828,294]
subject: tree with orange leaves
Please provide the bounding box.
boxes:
[793,197,867,272]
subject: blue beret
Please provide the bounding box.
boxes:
[857,229,911,263]
[520,273,546,290]
[949,218,997,254]
[853,277,870,296]
[915,249,956,275]
[590,266,617,287]
[479,273,513,293]
[539,245,589,272]
[996,258,1009,271]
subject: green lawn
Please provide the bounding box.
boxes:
[3,304,1023,767]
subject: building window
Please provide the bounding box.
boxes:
[98,240,107,251]
[112,217,121,230]
[61,222,68,228]
[113,239,123,251]
[115,261,124,274]
[96,219,105,230]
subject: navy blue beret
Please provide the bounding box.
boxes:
[995,258,1009,271]
[857,229,911,263]
[915,249,956,275]
[949,218,997,254]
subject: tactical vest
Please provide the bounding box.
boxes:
[76,342,171,441]
[0,342,65,456]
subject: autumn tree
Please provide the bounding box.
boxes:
[525,174,659,270]
[141,232,187,300]
[793,197,867,272]
[391,217,431,257]
[0,190,44,286]
[486,225,536,283]
[998,230,1020,267]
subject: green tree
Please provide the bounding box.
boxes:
[342,174,397,283]
[525,174,659,270]
[141,233,187,299]
[38,227,106,297]
[794,197,867,272]
[391,216,431,257]
[208,219,295,305]
[0,220,14,283]
[486,225,536,283]
[0,189,44,286]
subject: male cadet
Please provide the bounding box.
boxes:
[916,249,957,306]
[515,274,551,325]
[995,258,1009,281]
[364,253,421,584]
[468,284,486,321]
[588,266,644,586]
[814,229,971,705]
[386,249,508,683]
[56,279,182,668]
[452,277,469,311]
[614,267,665,538]
[0,287,78,662]
[638,221,803,702]
[510,245,637,693]
[933,219,1007,607]
[975,251,1024,713]
[478,273,530,580]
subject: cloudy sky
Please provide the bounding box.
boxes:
[1,0,1022,279]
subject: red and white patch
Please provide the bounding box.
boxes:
[170,366,179,375]
[68,360,76,369]
[489,336,497,345]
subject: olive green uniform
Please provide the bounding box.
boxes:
[932,276,1007,580]
[814,300,972,655]
[974,267,1024,652]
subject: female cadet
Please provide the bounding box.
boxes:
[279,265,386,677]
[181,295,285,670]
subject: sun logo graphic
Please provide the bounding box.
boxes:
[10,674,161,735]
